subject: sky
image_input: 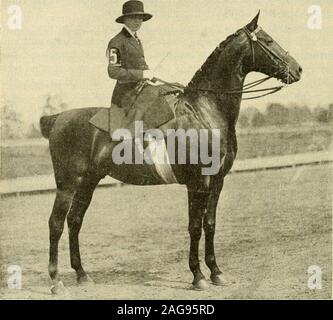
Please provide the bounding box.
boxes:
[1,0,333,125]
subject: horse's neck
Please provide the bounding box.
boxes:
[190,70,246,128]
[187,42,247,127]
[217,71,245,127]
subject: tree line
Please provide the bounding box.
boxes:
[1,98,333,140]
[238,103,333,128]
[1,95,68,140]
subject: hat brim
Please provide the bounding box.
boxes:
[116,12,152,23]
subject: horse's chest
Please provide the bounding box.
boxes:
[219,129,237,175]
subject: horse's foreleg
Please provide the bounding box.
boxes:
[67,177,99,285]
[203,182,226,286]
[187,190,209,290]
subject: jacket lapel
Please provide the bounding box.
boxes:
[121,27,143,54]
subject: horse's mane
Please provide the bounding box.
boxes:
[186,32,238,90]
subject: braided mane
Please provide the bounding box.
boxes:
[186,33,238,90]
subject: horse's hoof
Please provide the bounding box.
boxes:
[211,273,227,286]
[192,278,210,291]
[77,274,95,286]
[50,281,70,296]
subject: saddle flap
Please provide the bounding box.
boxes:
[90,84,178,138]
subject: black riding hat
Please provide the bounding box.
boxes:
[116,0,153,24]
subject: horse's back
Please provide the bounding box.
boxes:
[56,107,105,128]
[50,107,105,140]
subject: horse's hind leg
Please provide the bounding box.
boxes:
[48,187,75,294]
[66,176,100,285]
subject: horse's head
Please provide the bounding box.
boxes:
[241,11,302,84]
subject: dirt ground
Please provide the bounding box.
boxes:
[0,164,332,300]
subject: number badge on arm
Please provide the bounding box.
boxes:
[108,48,121,66]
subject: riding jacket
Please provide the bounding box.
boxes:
[107,27,149,106]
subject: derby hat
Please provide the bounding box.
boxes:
[116,1,153,24]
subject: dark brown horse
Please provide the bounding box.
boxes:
[40,13,302,294]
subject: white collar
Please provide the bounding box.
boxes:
[124,25,137,39]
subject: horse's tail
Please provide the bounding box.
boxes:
[39,114,60,139]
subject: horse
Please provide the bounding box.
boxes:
[39,12,302,294]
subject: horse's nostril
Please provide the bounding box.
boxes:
[299,66,303,74]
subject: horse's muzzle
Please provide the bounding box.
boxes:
[283,57,302,84]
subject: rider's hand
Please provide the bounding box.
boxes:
[143,70,154,80]
[145,80,159,86]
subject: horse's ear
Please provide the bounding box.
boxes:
[246,10,260,31]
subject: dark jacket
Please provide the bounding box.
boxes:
[107,27,149,106]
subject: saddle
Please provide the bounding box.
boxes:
[89,81,182,139]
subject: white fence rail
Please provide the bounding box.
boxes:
[1,139,48,148]
[0,151,331,198]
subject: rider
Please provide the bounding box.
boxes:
[107,0,154,108]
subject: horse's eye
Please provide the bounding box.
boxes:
[265,39,274,45]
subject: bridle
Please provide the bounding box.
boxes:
[181,25,290,100]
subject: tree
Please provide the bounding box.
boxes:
[42,95,57,116]
[1,103,24,139]
[41,94,69,116]
[313,107,329,123]
[328,104,333,122]
[266,103,290,125]
[26,124,42,138]
[288,104,312,124]
[251,111,266,127]
[238,114,249,128]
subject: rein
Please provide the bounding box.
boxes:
[153,74,284,101]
